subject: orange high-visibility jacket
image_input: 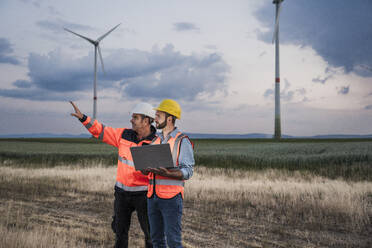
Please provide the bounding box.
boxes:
[147,131,192,199]
[81,115,156,192]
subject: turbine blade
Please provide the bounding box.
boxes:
[97,23,121,42]
[97,45,105,74]
[272,2,282,44]
[64,28,96,44]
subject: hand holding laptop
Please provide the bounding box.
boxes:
[143,167,178,176]
[143,167,183,180]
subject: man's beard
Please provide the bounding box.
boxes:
[156,119,167,129]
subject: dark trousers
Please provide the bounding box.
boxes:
[113,186,153,248]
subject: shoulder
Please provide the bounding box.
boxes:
[180,137,192,146]
[121,128,137,142]
[178,133,194,149]
[175,130,189,141]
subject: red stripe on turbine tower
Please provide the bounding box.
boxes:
[275,78,280,83]
[94,97,97,100]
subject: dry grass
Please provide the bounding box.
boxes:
[0,166,115,248]
[182,168,372,247]
[0,165,371,248]
[188,167,371,229]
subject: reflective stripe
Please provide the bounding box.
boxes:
[172,134,186,165]
[151,133,185,166]
[98,124,105,140]
[115,181,147,192]
[118,155,135,167]
[149,179,184,187]
[85,120,94,129]
[150,136,158,144]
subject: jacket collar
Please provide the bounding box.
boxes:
[144,125,157,141]
[157,127,180,140]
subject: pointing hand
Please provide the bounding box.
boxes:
[70,101,83,119]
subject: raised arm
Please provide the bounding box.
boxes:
[69,101,122,148]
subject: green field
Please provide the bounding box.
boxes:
[1,138,371,181]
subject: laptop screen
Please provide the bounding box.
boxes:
[130,143,175,171]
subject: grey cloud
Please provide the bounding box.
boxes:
[0,44,230,102]
[18,0,41,7]
[312,75,333,84]
[47,6,61,16]
[173,22,200,32]
[26,50,102,92]
[353,64,372,77]
[37,19,94,33]
[13,80,32,88]
[0,88,79,101]
[338,86,350,95]
[116,46,229,100]
[281,79,293,101]
[254,0,372,77]
[0,49,116,102]
[282,90,294,102]
[263,88,274,98]
[204,45,217,50]
[33,1,40,7]
[0,38,20,65]
[296,88,306,95]
[283,79,290,90]
[263,79,307,102]
[259,51,266,58]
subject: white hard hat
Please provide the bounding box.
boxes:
[131,102,156,119]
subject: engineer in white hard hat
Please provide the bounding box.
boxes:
[70,101,154,248]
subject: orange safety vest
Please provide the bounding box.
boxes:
[147,131,192,199]
[82,115,154,192]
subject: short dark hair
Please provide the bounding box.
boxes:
[139,115,154,124]
[165,113,176,124]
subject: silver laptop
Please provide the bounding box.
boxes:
[130,144,175,171]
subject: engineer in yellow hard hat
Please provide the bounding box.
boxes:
[143,99,195,248]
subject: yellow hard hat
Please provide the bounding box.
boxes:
[155,99,181,119]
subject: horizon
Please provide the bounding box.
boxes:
[1,131,372,139]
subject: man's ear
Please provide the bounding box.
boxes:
[145,117,151,125]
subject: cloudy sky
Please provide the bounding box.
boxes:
[0,0,371,136]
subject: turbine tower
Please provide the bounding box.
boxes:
[272,0,283,139]
[64,23,120,120]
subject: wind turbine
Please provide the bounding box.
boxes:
[272,0,283,139]
[64,23,121,120]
